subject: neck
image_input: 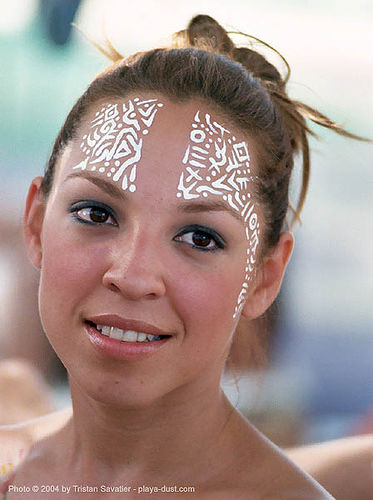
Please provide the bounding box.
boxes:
[64,374,237,485]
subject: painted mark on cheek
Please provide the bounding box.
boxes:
[177,111,260,319]
[72,98,164,191]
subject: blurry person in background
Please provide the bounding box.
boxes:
[0,215,62,426]
[0,216,65,425]
[288,434,373,500]
[0,359,54,426]
[0,215,61,380]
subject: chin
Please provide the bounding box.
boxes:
[89,388,162,409]
[67,365,177,410]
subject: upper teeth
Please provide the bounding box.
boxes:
[96,325,162,342]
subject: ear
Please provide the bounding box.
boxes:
[23,177,45,270]
[241,231,294,320]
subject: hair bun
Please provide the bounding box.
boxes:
[187,15,284,89]
[187,15,235,55]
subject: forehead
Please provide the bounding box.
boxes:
[78,95,247,153]
[60,95,256,193]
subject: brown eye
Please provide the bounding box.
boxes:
[192,231,212,247]
[72,205,117,226]
[175,227,224,252]
[89,207,109,223]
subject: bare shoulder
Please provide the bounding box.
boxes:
[251,435,335,499]
[0,407,72,486]
[224,411,335,499]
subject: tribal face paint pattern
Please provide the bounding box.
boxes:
[72,98,164,191]
[177,111,260,319]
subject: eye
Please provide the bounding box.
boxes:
[174,225,225,252]
[70,201,117,226]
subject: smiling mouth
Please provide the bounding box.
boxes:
[86,321,171,343]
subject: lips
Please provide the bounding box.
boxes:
[83,314,172,361]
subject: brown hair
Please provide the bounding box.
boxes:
[42,14,362,251]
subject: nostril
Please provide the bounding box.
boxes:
[102,278,122,294]
[101,255,167,300]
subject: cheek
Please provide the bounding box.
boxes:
[171,258,246,342]
[38,224,106,329]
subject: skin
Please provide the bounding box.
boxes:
[0,96,332,499]
[2,409,371,499]
[287,436,373,500]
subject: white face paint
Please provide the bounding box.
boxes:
[72,98,164,191]
[177,110,260,319]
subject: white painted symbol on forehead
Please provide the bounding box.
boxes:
[177,111,260,319]
[72,98,164,191]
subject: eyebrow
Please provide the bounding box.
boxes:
[64,171,243,223]
[177,200,243,223]
[64,172,126,200]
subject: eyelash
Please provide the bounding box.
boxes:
[70,201,117,226]
[70,203,225,252]
[174,225,225,252]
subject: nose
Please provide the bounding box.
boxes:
[102,230,167,301]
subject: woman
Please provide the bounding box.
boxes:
[1,14,360,499]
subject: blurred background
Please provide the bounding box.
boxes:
[0,0,372,447]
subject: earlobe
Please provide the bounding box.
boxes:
[23,177,45,270]
[241,232,294,320]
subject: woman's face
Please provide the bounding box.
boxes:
[33,95,264,406]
